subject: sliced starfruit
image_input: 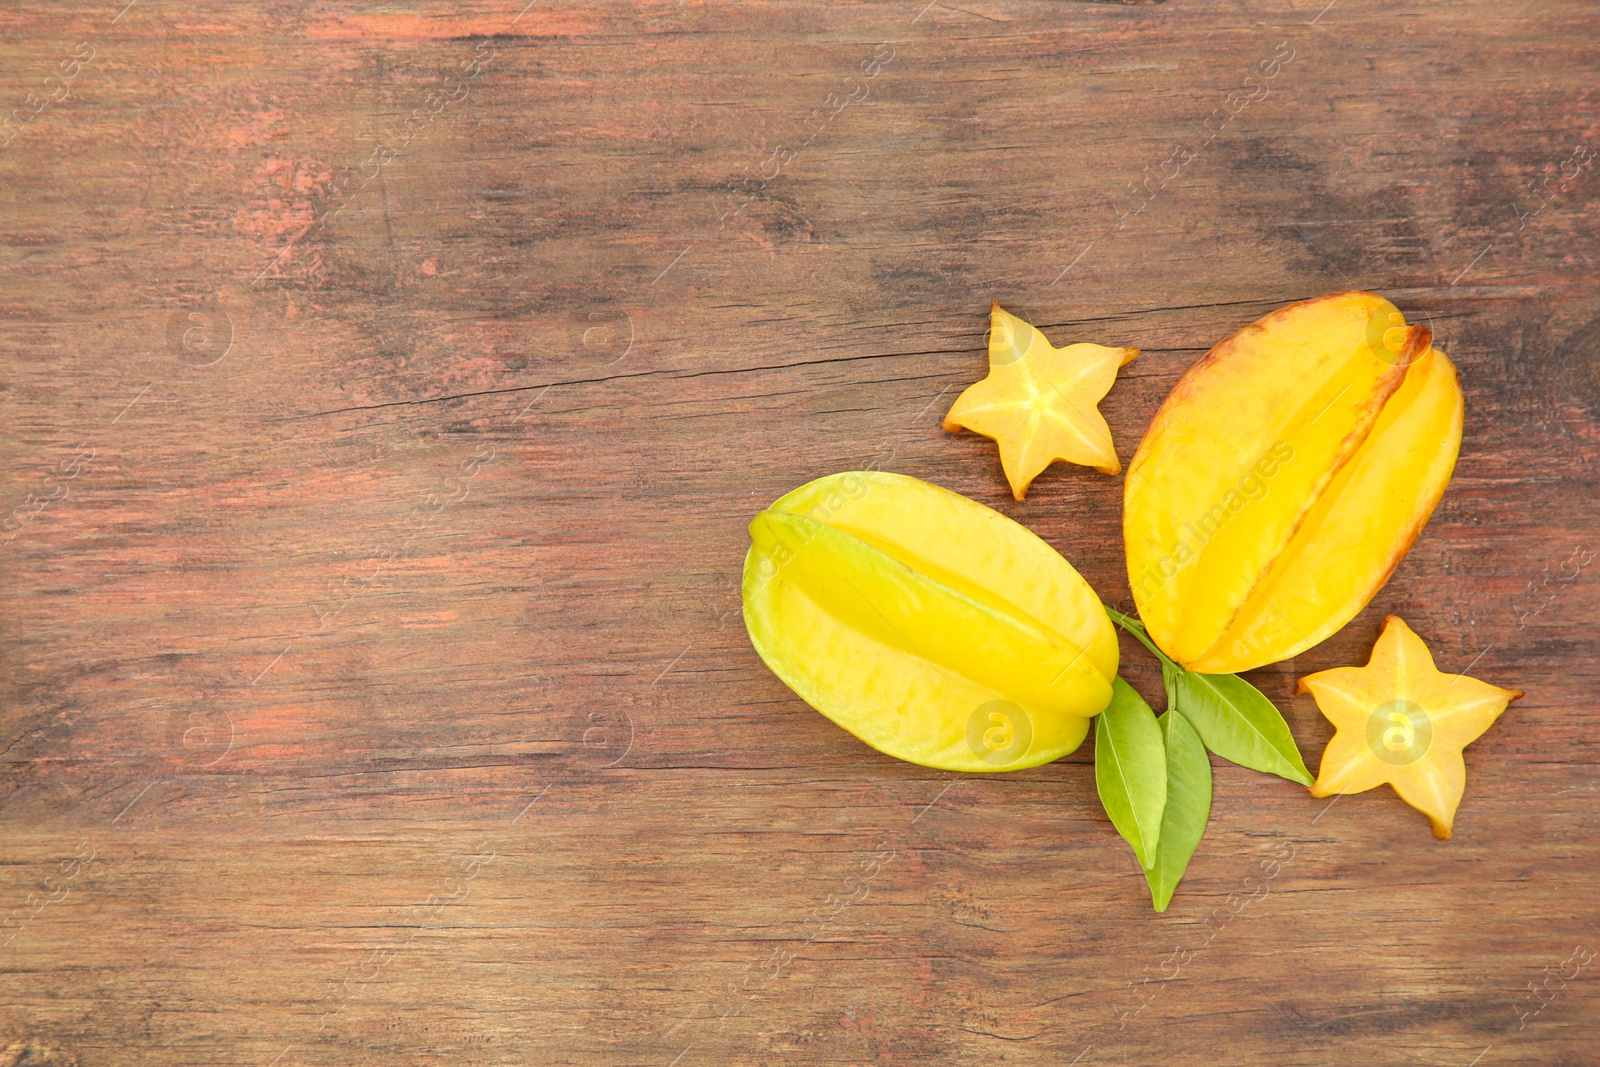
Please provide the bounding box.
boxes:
[743,471,1117,771]
[943,300,1138,500]
[1125,291,1463,674]
[1301,615,1522,840]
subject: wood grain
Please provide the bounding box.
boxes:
[2,1,1597,1064]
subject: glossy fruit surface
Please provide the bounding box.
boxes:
[744,471,1117,771]
[1125,291,1463,673]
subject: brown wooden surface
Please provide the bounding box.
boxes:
[2,2,1597,1064]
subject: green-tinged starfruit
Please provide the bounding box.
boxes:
[743,470,1118,771]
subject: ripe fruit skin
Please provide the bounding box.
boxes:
[1124,292,1463,674]
[744,471,1117,771]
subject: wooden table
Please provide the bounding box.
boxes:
[3,2,1596,1064]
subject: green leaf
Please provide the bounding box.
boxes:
[1164,663,1312,786]
[1143,708,1212,912]
[1095,676,1167,868]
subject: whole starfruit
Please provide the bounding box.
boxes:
[743,471,1118,771]
[1124,291,1463,674]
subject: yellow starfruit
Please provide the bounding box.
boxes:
[1300,615,1522,839]
[742,470,1118,771]
[1124,291,1464,674]
[943,300,1139,500]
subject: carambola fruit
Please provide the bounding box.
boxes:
[1300,615,1522,840]
[742,471,1118,771]
[1124,291,1464,674]
[944,300,1138,500]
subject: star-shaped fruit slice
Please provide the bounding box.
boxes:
[942,300,1138,501]
[1298,615,1523,840]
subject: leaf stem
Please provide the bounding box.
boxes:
[1103,605,1177,668]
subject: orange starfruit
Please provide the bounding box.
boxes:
[1124,292,1464,674]
[1300,615,1522,839]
